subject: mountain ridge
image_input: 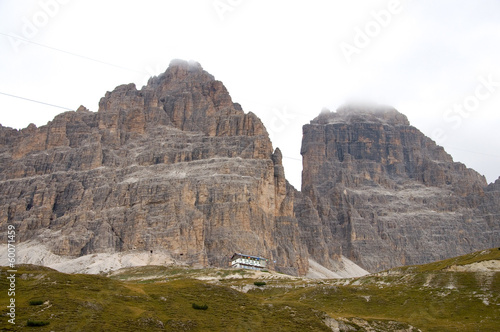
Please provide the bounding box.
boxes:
[0,60,499,276]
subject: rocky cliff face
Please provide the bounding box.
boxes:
[1,64,498,276]
[300,106,500,271]
[0,60,308,275]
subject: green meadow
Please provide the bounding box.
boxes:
[1,248,499,331]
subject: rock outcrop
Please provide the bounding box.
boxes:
[0,60,308,275]
[299,105,500,271]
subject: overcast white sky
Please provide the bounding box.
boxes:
[1,0,499,188]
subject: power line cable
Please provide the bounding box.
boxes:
[0,32,146,75]
[0,32,150,113]
[0,90,305,164]
[445,146,500,159]
[0,91,73,111]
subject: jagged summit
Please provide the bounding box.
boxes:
[145,59,215,88]
[94,60,267,141]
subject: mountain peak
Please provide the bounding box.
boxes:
[313,104,410,126]
[146,59,214,88]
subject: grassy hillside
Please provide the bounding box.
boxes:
[390,247,500,273]
[1,248,499,331]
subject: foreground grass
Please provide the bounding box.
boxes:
[1,248,499,331]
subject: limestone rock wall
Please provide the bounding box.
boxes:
[0,60,308,275]
[300,106,500,271]
[1,63,498,276]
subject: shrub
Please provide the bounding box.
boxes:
[254,281,266,287]
[27,320,50,327]
[192,303,208,310]
[29,300,44,306]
